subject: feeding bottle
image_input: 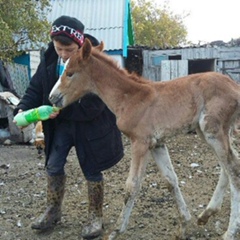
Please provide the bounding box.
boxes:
[14,105,60,127]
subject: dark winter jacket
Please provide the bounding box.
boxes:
[14,38,124,173]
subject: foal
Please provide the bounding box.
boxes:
[49,39,240,240]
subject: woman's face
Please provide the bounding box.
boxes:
[53,40,79,63]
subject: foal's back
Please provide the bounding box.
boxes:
[133,72,240,141]
[154,72,240,98]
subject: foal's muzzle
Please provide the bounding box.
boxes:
[49,94,64,108]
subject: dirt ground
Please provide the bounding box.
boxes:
[0,133,239,240]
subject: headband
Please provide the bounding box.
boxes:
[50,25,84,46]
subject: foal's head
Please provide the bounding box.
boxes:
[49,39,104,108]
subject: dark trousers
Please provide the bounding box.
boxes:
[46,120,103,182]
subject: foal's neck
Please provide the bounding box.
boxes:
[91,58,152,117]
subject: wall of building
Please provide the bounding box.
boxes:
[29,51,41,77]
[141,46,240,82]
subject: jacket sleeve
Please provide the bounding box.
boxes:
[13,62,45,116]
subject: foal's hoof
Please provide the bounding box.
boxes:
[197,209,215,225]
[222,232,235,240]
[103,230,118,240]
[175,235,190,240]
[197,216,208,226]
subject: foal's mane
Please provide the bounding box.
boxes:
[91,48,148,84]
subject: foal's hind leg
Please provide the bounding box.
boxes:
[220,149,240,240]
[198,127,240,239]
[151,144,191,239]
[196,127,229,225]
[105,142,150,240]
[198,167,229,225]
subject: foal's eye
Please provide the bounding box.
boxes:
[66,72,73,78]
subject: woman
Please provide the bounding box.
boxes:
[14,15,124,239]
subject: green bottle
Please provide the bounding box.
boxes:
[14,105,60,127]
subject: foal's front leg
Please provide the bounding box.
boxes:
[104,142,150,240]
[151,144,191,239]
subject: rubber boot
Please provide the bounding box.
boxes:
[31,174,66,230]
[81,180,104,239]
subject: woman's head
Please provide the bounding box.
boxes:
[50,15,85,61]
[50,15,85,47]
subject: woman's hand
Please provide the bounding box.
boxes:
[13,109,26,129]
[49,110,60,119]
[13,109,22,124]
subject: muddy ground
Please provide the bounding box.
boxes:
[0,133,239,240]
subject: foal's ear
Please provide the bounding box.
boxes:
[95,41,104,52]
[81,38,92,60]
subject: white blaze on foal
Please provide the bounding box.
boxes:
[50,58,70,100]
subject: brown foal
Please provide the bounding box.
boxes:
[49,39,240,240]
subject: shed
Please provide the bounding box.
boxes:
[141,41,240,82]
